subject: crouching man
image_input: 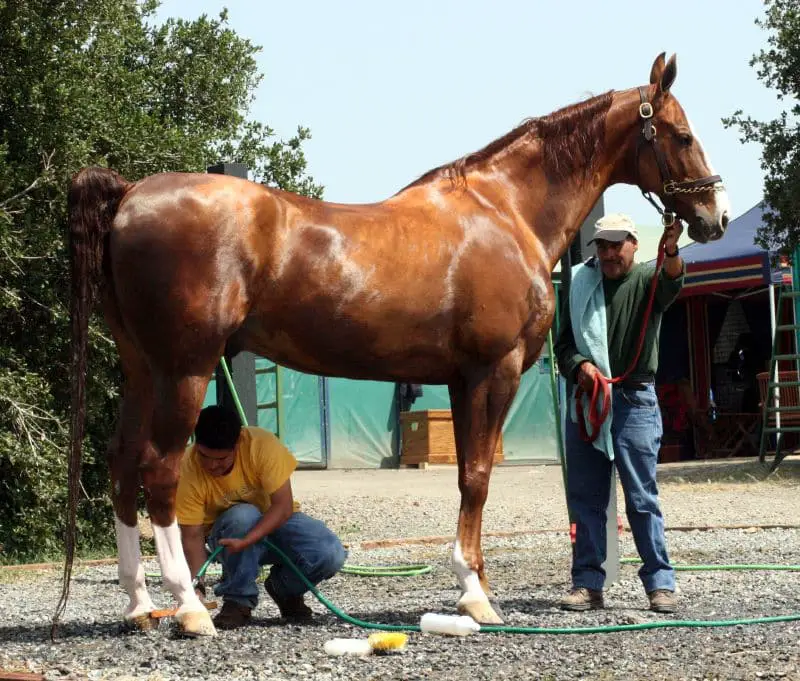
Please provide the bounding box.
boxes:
[177,405,347,630]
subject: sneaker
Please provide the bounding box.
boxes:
[648,589,677,613]
[265,577,313,622]
[559,587,604,611]
[212,600,252,630]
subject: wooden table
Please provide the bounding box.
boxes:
[696,412,760,459]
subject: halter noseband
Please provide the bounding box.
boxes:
[635,86,723,227]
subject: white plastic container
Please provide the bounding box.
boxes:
[419,613,481,636]
[323,638,373,656]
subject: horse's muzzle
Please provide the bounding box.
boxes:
[688,212,728,244]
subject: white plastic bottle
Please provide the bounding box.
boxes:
[419,613,481,636]
[323,638,373,656]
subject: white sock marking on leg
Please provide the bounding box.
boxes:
[115,517,155,619]
[452,539,487,600]
[152,520,204,614]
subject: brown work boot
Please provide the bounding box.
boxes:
[265,577,313,622]
[212,600,252,630]
[648,589,677,613]
[559,587,604,611]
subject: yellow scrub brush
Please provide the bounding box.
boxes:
[323,632,408,656]
[368,632,408,654]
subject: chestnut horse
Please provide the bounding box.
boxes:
[56,53,729,636]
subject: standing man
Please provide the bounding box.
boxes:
[177,405,347,630]
[554,213,684,613]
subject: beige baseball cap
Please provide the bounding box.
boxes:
[587,213,639,244]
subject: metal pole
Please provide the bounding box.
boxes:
[546,328,568,520]
[559,249,573,529]
[276,365,287,443]
[769,283,781,444]
[793,247,800,382]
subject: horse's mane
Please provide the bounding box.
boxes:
[404,90,615,190]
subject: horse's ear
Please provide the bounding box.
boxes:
[649,52,666,84]
[659,54,677,94]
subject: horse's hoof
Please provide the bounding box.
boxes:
[126,613,158,631]
[177,609,217,637]
[457,593,504,625]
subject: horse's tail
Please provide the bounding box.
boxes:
[51,167,130,640]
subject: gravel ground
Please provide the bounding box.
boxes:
[2,460,800,681]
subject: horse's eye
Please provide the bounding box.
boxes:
[679,133,693,146]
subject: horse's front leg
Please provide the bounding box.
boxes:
[448,349,522,624]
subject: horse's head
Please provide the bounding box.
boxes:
[630,53,730,244]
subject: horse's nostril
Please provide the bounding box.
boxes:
[721,212,729,229]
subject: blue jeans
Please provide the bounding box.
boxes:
[208,504,347,609]
[565,383,675,594]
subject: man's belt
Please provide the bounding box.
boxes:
[614,376,655,390]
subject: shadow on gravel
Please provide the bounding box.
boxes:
[500,596,561,614]
[327,607,428,626]
[1,620,137,643]
[71,576,119,585]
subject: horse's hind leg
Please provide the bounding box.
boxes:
[141,370,216,637]
[449,346,523,624]
[106,337,158,628]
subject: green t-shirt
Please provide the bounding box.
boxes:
[554,260,685,382]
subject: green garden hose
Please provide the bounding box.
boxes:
[148,560,431,581]
[219,357,248,427]
[181,545,800,635]
[620,557,800,571]
[163,556,800,583]
[340,563,432,577]
[173,543,800,634]
[257,538,800,634]
[190,546,224,586]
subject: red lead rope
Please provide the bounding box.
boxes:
[575,232,669,443]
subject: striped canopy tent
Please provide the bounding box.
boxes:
[678,202,790,297]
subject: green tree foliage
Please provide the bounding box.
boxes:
[724,0,800,250]
[0,0,322,563]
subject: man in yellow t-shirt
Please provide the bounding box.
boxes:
[177,405,347,630]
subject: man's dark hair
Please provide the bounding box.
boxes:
[194,405,242,450]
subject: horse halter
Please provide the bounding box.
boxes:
[635,86,723,227]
